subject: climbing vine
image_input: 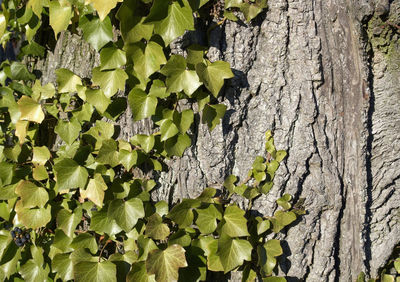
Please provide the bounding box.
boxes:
[0,0,303,281]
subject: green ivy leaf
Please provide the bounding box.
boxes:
[221,205,250,237]
[57,207,82,237]
[202,104,227,131]
[146,244,188,282]
[119,149,138,171]
[96,139,120,167]
[15,201,51,229]
[49,0,71,38]
[164,133,191,157]
[276,194,292,210]
[55,68,82,93]
[117,1,153,44]
[15,180,48,209]
[92,67,128,98]
[19,259,50,282]
[152,0,194,46]
[54,158,89,191]
[79,15,113,51]
[225,0,243,8]
[32,146,51,165]
[196,60,234,97]
[55,117,81,145]
[395,259,400,273]
[130,41,166,78]
[27,0,45,17]
[217,236,252,273]
[263,277,287,282]
[127,261,156,282]
[86,89,111,114]
[74,261,117,282]
[10,62,36,81]
[195,204,222,234]
[100,47,127,70]
[108,198,145,232]
[70,233,98,254]
[145,213,170,240]
[160,55,201,96]
[90,209,122,236]
[0,13,5,40]
[85,0,122,21]
[128,88,158,121]
[167,199,200,228]
[81,174,108,207]
[158,119,179,141]
[131,134,155,153]
[53,253,74,281]
[271,211,297,233]
[265,239,283,257]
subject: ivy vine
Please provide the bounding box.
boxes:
[0,0,304,281]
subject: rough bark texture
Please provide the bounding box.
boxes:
[35,0,400,280]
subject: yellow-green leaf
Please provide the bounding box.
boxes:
[49,0,72,38]
[18,96,45,123]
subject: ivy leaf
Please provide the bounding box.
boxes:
[158,119,179,141]
[119,150,138,171]
[55,68,82,93]
[70,233,98,254]
[86,89,111,114]
[149,79,169,98]
[81,174,108,207]
[145,213,170,240]
[92,67,128,98]
[32,80,55,100]
[130,41,166,78]
[0,14,4,40]
[127,262,156,282]
[100,47,126,71]
[202,104,227,131]
[18,96,44,123]
[55,117,81,145]
[146,244,188,282]
[196,204,222,234]
[117,1,153,44]
[164,133,191,157]
[265,239,283,257]
[160,55,201,96]
[263,277,287,282]
[15,201,51,229]
[96,139,120,167]
[56,208,82,237]
[167,199,200,228]
[27,0,45,17]
[276,194,292,210]
[225,0,243,8]
[54,158,89,191]
[271,211,297,233]
[15,180,48,209]
[32,146,51,165]
[175,109,194,134]
[0,87,20,123]
[131,134,155,153]
[90,209,122,236]
[19,259,50,282]
[10,62,36,81]
[86,0,122,21]
[79,15,113,51]
[217,236,252,273]
[53,253,74,281]
[74,261,117,282]
[108,198,145,232]
[221,205,250,237]
[152,0,194,46]
[196,60,234,97]
[49,0,71,38]
[128,88,157,121]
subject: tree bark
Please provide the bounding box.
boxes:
[35,0,400,280]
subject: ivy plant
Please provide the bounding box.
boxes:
[0,0,303,281]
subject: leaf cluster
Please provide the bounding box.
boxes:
[0,0,303,281]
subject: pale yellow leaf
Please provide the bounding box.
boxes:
[15,120,29,144]
[18,96,45,123]
[85,0,122,21]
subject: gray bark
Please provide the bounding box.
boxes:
[35,0,400,280]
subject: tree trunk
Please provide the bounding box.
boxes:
[35,0,400,280]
